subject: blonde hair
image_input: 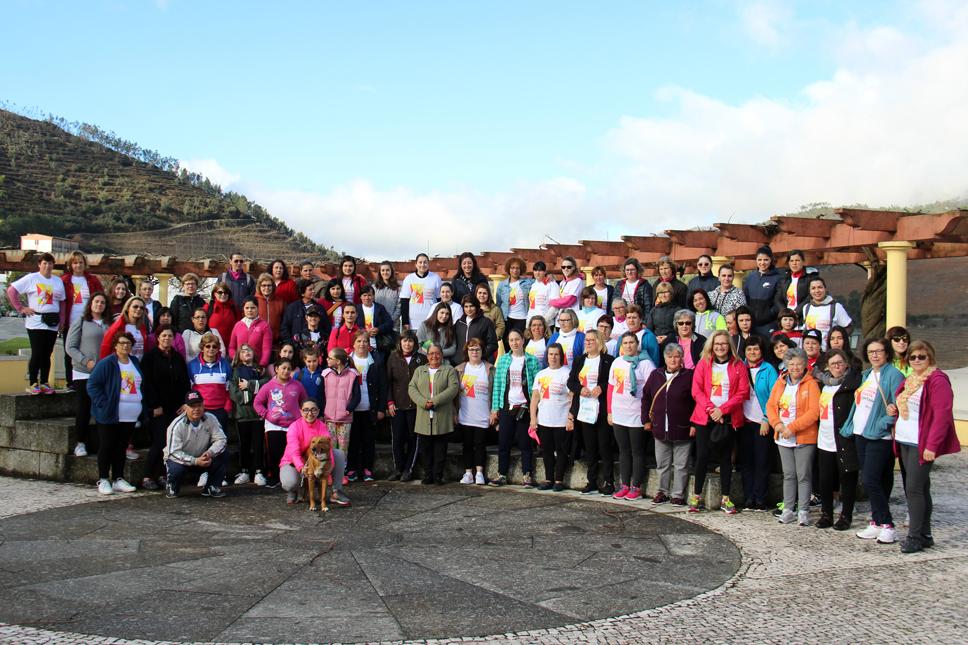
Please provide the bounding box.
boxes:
[701,330,737,362]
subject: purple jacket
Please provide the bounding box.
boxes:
[894,370,961,465]
[641,368,695,442]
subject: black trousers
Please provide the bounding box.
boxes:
[62,334,74,388]
[460,423,488,470]
[27,328,58,385]
[390,408,419,475]
[74,377,93,446]
[146,412,175,480]
[693,423,734,497]
[538,425,572,482]
[579,417,614,486]
[237,419,265,473]
[420,433,451,479]
[264,431,287,480]
[736,421,773,505]
[97,422,133,481]
[497,409,534,476]
[817,448,857,520]
[348,410,376,472]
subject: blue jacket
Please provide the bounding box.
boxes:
[742,267,782,329]
[87,354,143,425]
[295,366,324,404]
[839,364,904,440]
[746,360,779,422]
[496,277,534,319]
[637,328,661,366]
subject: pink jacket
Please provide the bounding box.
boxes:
[689,357,750,428]
[894,370,961,465]
[280,418,335,474]
[229,317,273,367]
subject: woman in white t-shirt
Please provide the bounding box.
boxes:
[489,329,540,487]
[607,332,656,501]
[400,253,442,330]
[456,338,495,486]
[529,343,573,491]
[61,251,102,389]
[814,349,861,531]
[524,315,549,369]
[6,252,66,394]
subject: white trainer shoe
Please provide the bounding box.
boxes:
[856,522,881,539]
[254,471,267,486]
[459,472,474,485]
[876,524,897,544]
[197,472,208,488]
[475,472,487,485]
[97,478,113,495]
[113,478,136,493]
[73,442,88,457]
[233,471,251,485]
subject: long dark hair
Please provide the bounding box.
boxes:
[374,261,400,290]
[268,259,290,280]
[423,301,455,346]
[82,292,108,322]
[456,251,484,282]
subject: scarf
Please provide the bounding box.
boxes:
[816,369,847,387]
[621,354,642,395]
[897,367,935,420]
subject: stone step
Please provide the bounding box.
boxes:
[66,451,150,485]
[0,417,76,454]
[0,446,69,480]
[0,391,77,425]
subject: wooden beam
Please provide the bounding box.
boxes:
[714,223,771,244]
[579,239,631,256]
[771,216,838,238]
[665,230,719,248]
[836,208,903,232]
[622,235,671,254]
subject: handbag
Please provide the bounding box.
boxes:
[577,395,599,424]
[40,311,60,327]
[709,421,731,443]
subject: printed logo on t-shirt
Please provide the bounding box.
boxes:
[786,282,796,308]
[778,392,793,419]
[36,282,54,305]
[579,364,591,387]
[537,375,552,399]
[804,311,819,329]
[411,283,424,304]
[856,379,875,406]
[528,289,536,308]
[73,288,83,304]
[819,390,833,420]
[711,371,724,397]
[509,289,517,306]
[613,368,627,395]
[364,311,373,329]
[120,370,138,395]
[461,373,478,398]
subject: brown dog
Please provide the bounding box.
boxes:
[304,435,333,512]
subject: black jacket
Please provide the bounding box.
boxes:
[823,367,862,473]
[742,268,782,330]
[567,352,614,423]
[647,302,678,337]
[169,294,206,334]
[140,346,191,416]
[352,351,388,414]
[454,315,499,363]
[281,299,332,346]
[774,267,818,312]
[687,273,719,297]
[452,274,489,305]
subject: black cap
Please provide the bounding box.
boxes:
[802,329,823,344]
[185,390,204,406]
[305,305,321,317]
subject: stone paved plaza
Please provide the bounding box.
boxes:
[0,453,966,645]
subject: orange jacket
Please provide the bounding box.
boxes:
[766,372,820,445]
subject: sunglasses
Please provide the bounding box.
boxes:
[561,265,575,270]
[676,321,692,326]
[891,336,909,342]
[215,290,228,295]
[909,354,929,361]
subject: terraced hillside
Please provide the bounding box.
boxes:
[0,109,333,261]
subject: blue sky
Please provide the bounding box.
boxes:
[2,1,966,258]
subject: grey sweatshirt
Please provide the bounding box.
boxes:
[65,317,107,378]
[164,412,227,466]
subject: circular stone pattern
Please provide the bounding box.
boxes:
[0,484,740,643]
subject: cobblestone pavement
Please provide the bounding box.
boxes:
[1,452,966,645]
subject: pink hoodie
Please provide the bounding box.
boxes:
[280,418,335,475]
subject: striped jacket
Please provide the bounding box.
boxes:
[491,352,540,412]
[187,354,233,413]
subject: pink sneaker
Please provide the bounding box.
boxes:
[612,484,630,499]
[342,475,350,486]
[625,486,642,501]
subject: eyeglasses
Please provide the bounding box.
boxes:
[301,407,320,414]
[129,305,144,310]
[202,343,219,348]
[676,321,692,326]
[826,360,846,367]
[891,336,909,342]
[867,348,886,355]
[116,340,133,346]
[215,290,228,295]
[467,347,482,352]
[697,262,711,267]
[908,354,929,361]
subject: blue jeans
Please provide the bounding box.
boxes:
[856,436,895,526]
[166,450,228,492]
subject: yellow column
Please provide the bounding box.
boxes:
[879,241,913,329]
[711,256,731,276]
[156,273,173,306]
[581,266,594,284]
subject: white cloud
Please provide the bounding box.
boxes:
[178,158,241,190]
[740,1,792,48]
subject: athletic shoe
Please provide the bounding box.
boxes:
[400,470,413,482]
[772,502,785,517]
[73,442,88,457]
[833,515,852,531]
[39,384,55,395]
[234,471,251,485]
[580,482,598,495]
[751,502,769,512]
[26,383,41,395]
[922,535,935,548]
[856,521,881,540]
[201,485,226,498]
[815,514,833,529]
[552,483,565,492]
[285,491,297,505]
[459,472,474,485]
[808,493,821,507]
[165,482,179,498]
[612,485,630,500]
[721,498,738,515]
[342,475,349,486]
[537,481,554,491]
[625,486,642,501]
[876,524,897,544]
[899,536,924,553]
[652,491,670,505]
[254,471,267,486]
[264,477,280,489]
[777,509,796,524]
[197,472,208,488]
[489,475,508,487]
[97,478,113,495]
[346,470,358,482]
[687,494,702,513]
[113,478,136,493]
[670,497,686,506]
[330,491,350,507]
[797,510,810,526]
[475,472,487,486]
[387,471,402,481]
[521,473,536,488]
[363,469,375,482]
[599,482,616,496]
[141,477,159,491]
[125,447,140,461]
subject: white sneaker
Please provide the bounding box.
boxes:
[113,478,136,493]
[97,478,113,495]
[73,442,88,457]
[125,447,140,461]
[233,472,251,485]
[475,472,487,485]
[197,472,208,488]
[797,510,810,526]
[459,472,474,485]
[254,472,267,487]
[777,509,796,524]
[856,521,881,540]
[876,525,897,544]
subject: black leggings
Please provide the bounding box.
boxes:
[538,425,572,482]
[693,423,735,498]
[62,334,74,388]
[27,328,58,385]
[146,413,175,480]
[420,433,451,479]
[613,424,647,487]
[391,408,419,475]
[264,431,287,479]
[348,410,376,472]
[74,378,93,445]
[817,448,857,520]
[97,422,133,481]
[579,417,614,486]
[237,419,265,473]
[497,409,534,476]
[460,424,488,470]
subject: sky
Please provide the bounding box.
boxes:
[2,0,967,260]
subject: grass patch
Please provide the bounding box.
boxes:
[0,337,30,355]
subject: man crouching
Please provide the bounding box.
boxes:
[164,390,228,498]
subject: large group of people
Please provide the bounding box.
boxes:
[5,246,960,554]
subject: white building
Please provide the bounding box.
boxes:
[20,234,79,254]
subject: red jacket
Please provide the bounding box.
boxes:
[894,370,961,465]
[689,357,750,428]
[328,323,361,354]
[205,299,239,348]
[99,316,151,359]
[274,279,299,305]
[60,272,104,330]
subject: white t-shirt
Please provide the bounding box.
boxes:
[785,275,801,309]
[800,302,852,350]
[710,362,730,408]
[401,272,442,325]
[525,337,547,369]
[818,383,842,452]
[612,318,629,340]
[894,386,922,446]
[621,280,640,305]
[594,286,609,309]
[556,330,579,366]
[126,324,145,359]
[424,301,463,324]
[556,277,585,323]
[342,277,356,303]
[458,362,491,428]
[577,307,605,333]
[352,353,373,411]
[117,359,143,423]
[775,381,799,447]
[608,358,655,427]
[508,355,527,406]
[527,278,558,321]
[851,371,880,437]
[533,367,571,427]
[69,275,90,325]
[743,365,764,423]
[508,281,529,320]
[577,355,601,392]
[361,304,377,348]
[604,338,618,356]
[11,272,66,331]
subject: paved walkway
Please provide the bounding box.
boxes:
[0,452,966,644]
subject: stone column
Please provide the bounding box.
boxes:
[711,256,731,277]
[156,273,173,307]
[879,241,914,329]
